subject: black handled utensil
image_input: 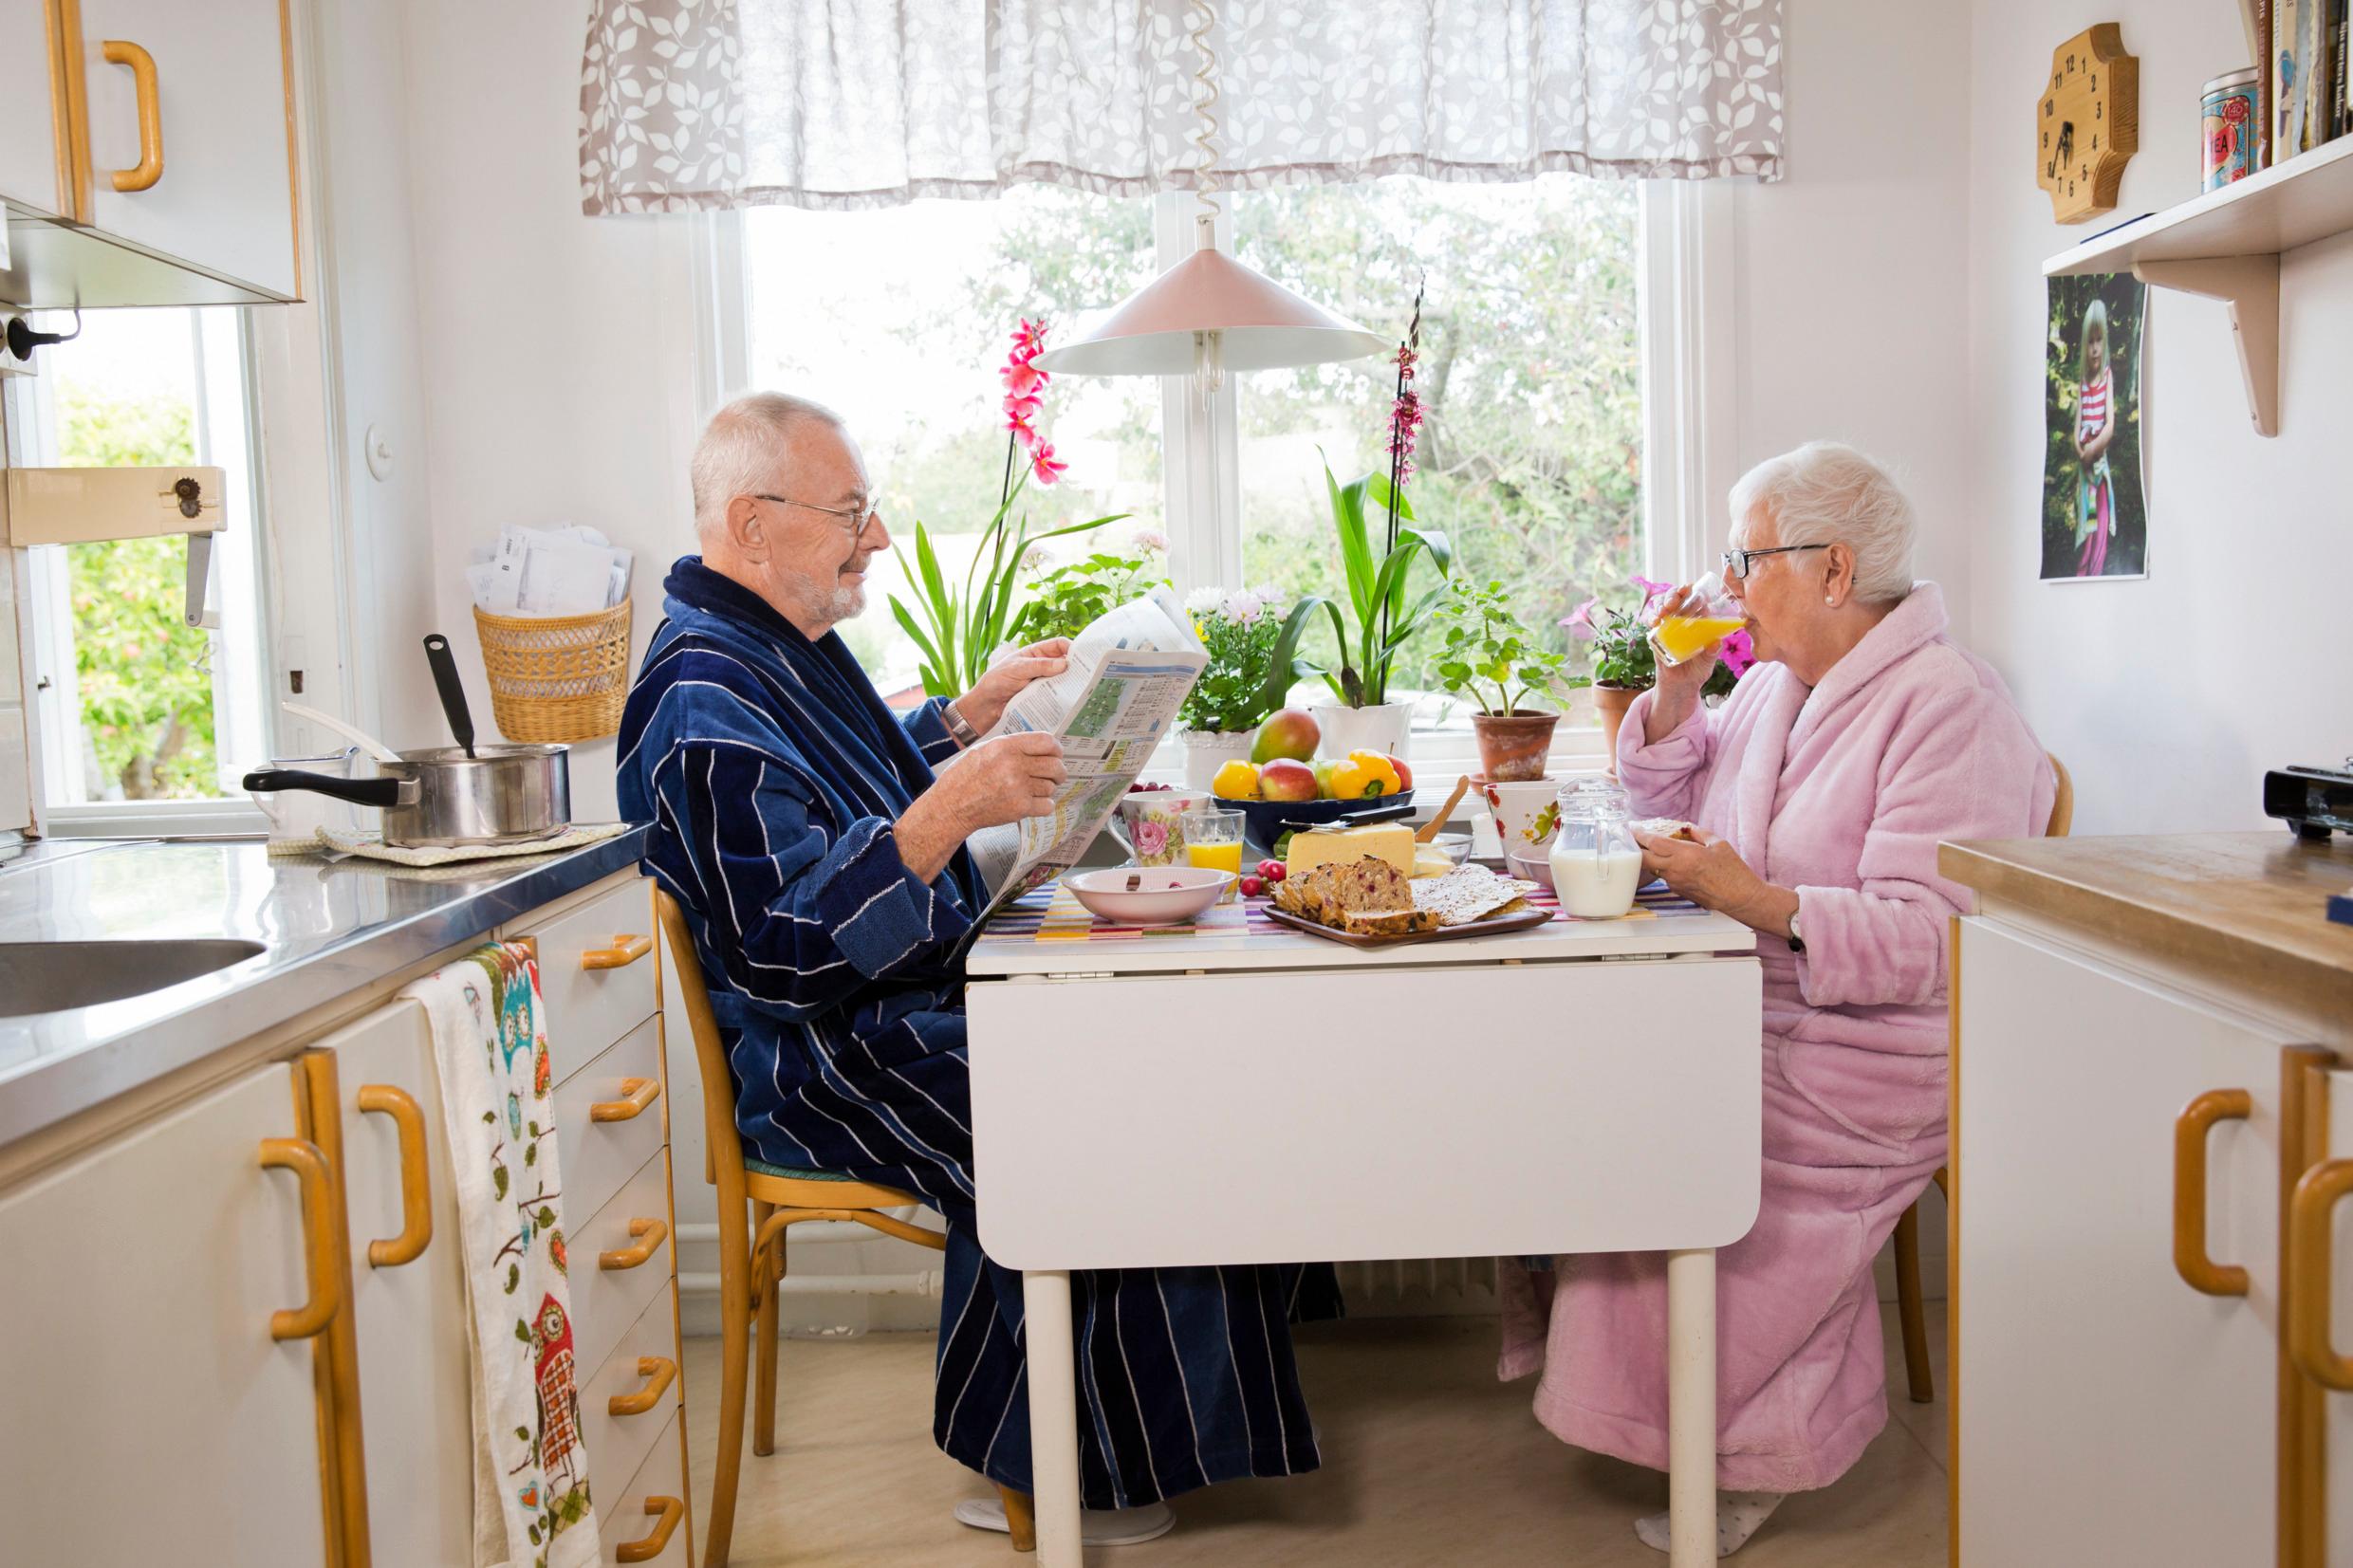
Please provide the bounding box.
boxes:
[241,768,415,807]
[1277,800,1417,834]
[423,634,475,758]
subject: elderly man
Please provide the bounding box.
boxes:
[618,393,1333,1547]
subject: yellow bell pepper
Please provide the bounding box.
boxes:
[1328,750,1402,800]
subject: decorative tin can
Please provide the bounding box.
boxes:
[2202,68,2261,190]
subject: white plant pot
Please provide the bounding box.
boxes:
[1313,702,1413,762]
[1181,727,1259,791]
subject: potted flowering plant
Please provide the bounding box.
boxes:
[1563,576,1754,759]
[1432,578,1570,782]
[1176,584,1322,789]
[1005,531,1171,648]
[890,319,1125,699]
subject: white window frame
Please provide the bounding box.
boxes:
[702,175,1739,784]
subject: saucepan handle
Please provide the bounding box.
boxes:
[242,769,415,809]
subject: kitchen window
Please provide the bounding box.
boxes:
[7,305,273,828]
[715,176,1729,766]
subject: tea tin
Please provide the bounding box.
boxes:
[2202,67,2261,190]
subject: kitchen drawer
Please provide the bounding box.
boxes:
[573,1150,674,1379]
[601,1409,689,1568]
[527,878,658,1085]
[557,1018,666,1227]
[584,1290,683,1530]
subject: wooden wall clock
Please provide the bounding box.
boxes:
[2036,24,2139,223]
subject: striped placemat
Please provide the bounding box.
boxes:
[975,879,1710,945]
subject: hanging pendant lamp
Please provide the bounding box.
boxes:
[1030,2,1384,382]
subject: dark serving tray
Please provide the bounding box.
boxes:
[1262,903,1553,948]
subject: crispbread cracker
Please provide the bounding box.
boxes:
[1410,863,1541,927]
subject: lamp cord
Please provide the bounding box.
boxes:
[1188,0,1221,249]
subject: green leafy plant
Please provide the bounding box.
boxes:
[1177,586,1323,734]
[1312,456,1451,707]
[889,488,1121,699]
[1004,547,1167,650]
[1433,578,1569,716]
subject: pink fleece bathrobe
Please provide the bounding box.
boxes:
[1499,582,2053,1492]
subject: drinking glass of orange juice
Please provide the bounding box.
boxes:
[1647,573,1747,667]
[1182,808,1246,900]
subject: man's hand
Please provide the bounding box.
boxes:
[1632,825,1799,938]
[895,732,1067,881]
[951,638,1072,738]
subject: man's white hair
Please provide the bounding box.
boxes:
[1728,441,1917,605]
[690,392,843,539]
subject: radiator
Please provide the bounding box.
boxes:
[1335,1256,1501,1316]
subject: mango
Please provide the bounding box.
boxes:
[1250,707,1321,764]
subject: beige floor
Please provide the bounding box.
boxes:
[680,1300,1949,1567]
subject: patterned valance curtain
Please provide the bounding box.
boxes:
[580,0,1785,216]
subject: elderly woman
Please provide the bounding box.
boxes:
[1501,442,2054,1558]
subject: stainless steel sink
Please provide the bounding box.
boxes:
[0,939,267,1015]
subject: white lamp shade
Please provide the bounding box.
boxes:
[1032,245,1388,376]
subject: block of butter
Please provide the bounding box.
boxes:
[1286,821,1416,879]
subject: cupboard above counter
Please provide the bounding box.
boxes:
[0,0,301,308]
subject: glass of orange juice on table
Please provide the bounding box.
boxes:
[1647,572,1748,666]
[1181,808,1247,900]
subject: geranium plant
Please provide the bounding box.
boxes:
[1178,585,1321,734]
[1005,532,1171,648]
[1563,575,1753,698]
[1432,578,1569,716]
[890,319,1124,698]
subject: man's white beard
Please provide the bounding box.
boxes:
[783,565,865,632]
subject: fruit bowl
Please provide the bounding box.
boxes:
[1212,792,1416,857]
[1064,866,1235,925]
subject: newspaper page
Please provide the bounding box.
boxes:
[961,588,1205,917]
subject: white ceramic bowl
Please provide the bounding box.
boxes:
[1065,865,1234,925]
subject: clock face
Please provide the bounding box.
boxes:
[2037,25,2138,224]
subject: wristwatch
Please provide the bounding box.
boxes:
[1787,902,1806,955]
[943,701,981,749]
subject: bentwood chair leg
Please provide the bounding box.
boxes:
[1893,1201,1933,1403]
[752,1200,782,1457]
[998,1485,1038,1553]
[708,1200,754,1567]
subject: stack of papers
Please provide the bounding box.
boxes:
[466,524,633,617]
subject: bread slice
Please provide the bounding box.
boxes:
[1275,855,1420,932]
[1342,907,1443,938]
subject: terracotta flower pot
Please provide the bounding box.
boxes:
[1592,684,1645,776]
[1471,710,1559,782]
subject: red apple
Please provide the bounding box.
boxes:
[1258,757,1319,802]
[1386,754,1414,793]
[1250,707,1322,764]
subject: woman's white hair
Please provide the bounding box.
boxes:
[1728,441,1917,605]
[690,392,843,538]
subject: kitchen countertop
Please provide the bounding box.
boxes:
[1940,831,2353,1016]
[0,829,650,1149]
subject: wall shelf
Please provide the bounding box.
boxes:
[2045,136,2353,437]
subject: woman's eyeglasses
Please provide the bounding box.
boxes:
[753,492,879,544]
[1721,543,1828,581]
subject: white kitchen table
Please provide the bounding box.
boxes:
[965,885,1764,1567]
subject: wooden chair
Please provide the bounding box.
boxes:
[655,891,1038,1561]
[1894,753,2072,1402]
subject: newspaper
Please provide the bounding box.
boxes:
[961,588,1207,921]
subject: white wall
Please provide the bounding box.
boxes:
[1966,5,2353,832]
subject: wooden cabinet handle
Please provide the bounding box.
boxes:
[2288,1158,2353,1390]
[608,1356,678,1417]
[590,1077,661,1123]
[356,1084,433,1267]
[99,41,162,192]
[259,1137,341,1340]
[583,934,653,969]
[2173,1088,2252,1297]
[600,1216,668,1271]
[616,1495,684,1562]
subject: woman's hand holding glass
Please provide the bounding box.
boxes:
[1641,582,1722,739]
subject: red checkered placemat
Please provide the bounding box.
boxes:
[976,878,1708,944]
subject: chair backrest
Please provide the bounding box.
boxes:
[2046,752,2074,839]
[655,887,750,1208]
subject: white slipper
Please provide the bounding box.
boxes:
[954,1497,1176,1547]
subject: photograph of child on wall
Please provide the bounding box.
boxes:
[2043,272,2147,581]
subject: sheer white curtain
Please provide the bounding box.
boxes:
[579,0,1785,215]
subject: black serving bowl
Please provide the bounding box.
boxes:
[1208,791,1417,858]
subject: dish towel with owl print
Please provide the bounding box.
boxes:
[406,941,601,1568]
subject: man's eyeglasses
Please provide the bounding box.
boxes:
[752,492,880,545]
[1721,543,1829,581]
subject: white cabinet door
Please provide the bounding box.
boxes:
[322,1000,474,1568]
[0,1061,328,1565]
[0,5,65,216]
[76,0,297,296]
[1957,918,2290,1567]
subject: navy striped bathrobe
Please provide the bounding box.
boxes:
[616,558,1333,1508]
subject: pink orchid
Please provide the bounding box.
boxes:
[1562,597,1599,641]
[1010,318,1047,360]
[1029,441,1067,486]
[1001,360,1047,397]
